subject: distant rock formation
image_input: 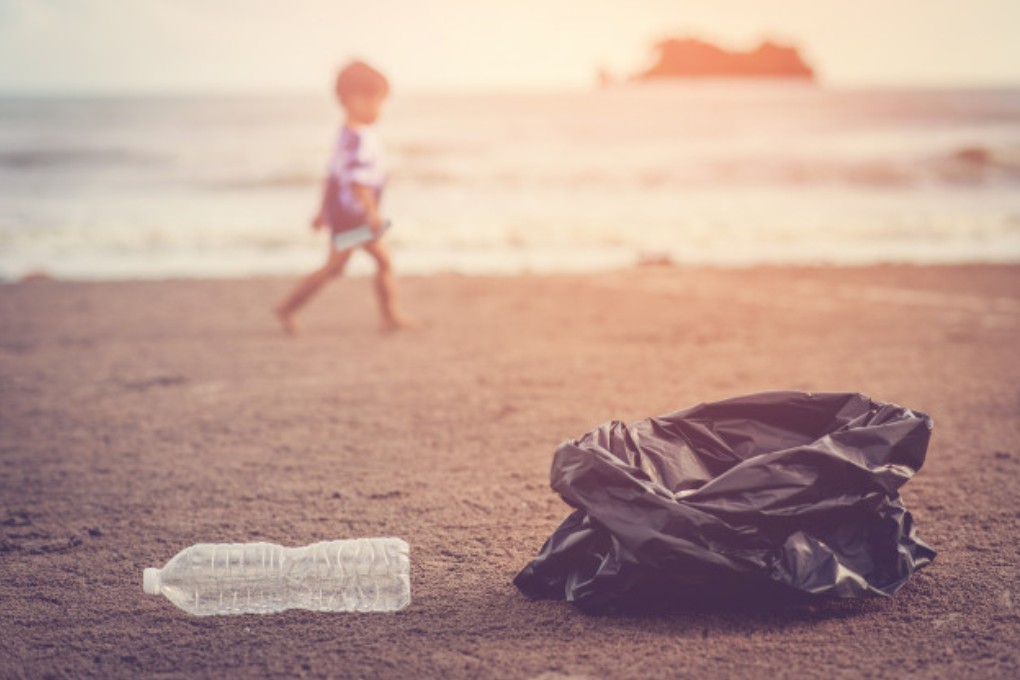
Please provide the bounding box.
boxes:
[635,38,815,80]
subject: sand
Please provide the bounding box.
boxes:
[1,264,1018,679]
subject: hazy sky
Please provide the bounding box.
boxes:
[1,0,1019,94]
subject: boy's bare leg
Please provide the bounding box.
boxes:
[362,239,414,331]
[274,247,352,335]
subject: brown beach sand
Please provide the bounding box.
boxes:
[1,264,1018,679]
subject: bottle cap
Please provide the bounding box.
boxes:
[143,568,161,595]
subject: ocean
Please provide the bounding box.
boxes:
[2,84,1019,280]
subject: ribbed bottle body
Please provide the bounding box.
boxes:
[149,538,410,615]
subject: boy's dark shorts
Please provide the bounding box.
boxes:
[327,206,366,234]
[327,187,384,234]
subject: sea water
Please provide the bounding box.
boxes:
[1,85,1019,280]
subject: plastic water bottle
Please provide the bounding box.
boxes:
[142,538,410,616]
[332,220,392,251]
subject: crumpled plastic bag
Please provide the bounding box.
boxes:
[514,391,935,613]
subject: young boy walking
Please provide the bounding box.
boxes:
[276,61,411,334]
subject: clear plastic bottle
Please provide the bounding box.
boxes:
[142,538,410,615]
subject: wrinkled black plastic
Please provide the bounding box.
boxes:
[515,392,935,613]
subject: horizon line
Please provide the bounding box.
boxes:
[2,79,1020,99]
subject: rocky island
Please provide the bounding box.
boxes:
[634,38,815,80]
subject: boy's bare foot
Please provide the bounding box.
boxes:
[380,313,418,333]
[274,307,299,336]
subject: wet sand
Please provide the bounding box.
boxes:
[1,265,1018,679]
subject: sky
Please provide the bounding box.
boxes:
[1,0,1019,94]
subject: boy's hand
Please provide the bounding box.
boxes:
[367,211,385,234]
[352,184,383,234]
[311,210,328,231]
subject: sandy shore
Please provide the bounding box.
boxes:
[2,265,1018,679]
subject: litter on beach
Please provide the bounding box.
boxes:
[515,391,935,613]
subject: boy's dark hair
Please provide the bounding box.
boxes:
[335,61,390,104]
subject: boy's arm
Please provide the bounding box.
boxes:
[352,184,384,233]
[311,177,338,230]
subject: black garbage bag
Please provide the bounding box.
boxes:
[514,391,935,613]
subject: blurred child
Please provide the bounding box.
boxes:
[275,60,412,334]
